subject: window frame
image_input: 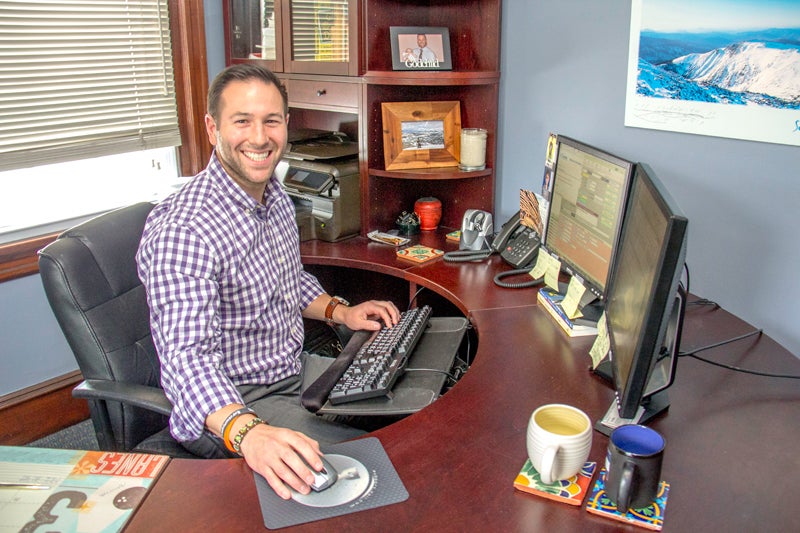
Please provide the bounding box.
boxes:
[0,0,210,283]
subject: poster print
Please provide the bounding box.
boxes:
[625,0,800,147]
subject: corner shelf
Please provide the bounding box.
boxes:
[363,70,501,87]
[369,167,493,180]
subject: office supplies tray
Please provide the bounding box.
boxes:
[317,317,468,416]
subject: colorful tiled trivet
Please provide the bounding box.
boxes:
[585,468,670,531]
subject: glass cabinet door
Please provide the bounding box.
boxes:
[224,0,359,75]
[284,0,358,75]
[225,1,283,71]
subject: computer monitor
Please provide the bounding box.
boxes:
[542,136,634,319]
[595,162,688,435]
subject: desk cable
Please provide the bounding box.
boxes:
[442,249,493,262]
[493,269,541,289]
[679,263,799,379]
[679,329,799,379]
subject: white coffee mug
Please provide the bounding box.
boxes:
[526,404,592,484]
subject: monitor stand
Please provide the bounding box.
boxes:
[591,360,671,436]
[593,392,670,436]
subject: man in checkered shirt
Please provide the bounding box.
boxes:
[137,64,399,500]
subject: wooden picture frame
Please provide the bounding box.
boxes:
[390,26,452,71]
[381,101,461,171]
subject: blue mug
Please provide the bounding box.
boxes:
[604,424,665,512]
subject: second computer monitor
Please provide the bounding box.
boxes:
[543,136,634,307]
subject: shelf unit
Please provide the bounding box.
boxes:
[223,0,502,235]
[359,0,501,232]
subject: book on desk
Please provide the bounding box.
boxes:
[537,288,598,337]
[0,446,169,533]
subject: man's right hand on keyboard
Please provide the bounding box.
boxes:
[340,299,401,330]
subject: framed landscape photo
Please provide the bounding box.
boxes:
[390,26,452,71]
[381,101,461,170]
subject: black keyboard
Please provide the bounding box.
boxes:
[328,305,432,404]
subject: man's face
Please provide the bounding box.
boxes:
[205,79,288,201]
[417,34,427,48]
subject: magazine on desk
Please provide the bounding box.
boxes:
[0,446,169,533]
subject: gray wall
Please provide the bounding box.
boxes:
[498,0,799,356]
[1,0,796,396]
[0,275,74,394]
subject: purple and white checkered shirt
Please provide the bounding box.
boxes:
[136,153,325,441]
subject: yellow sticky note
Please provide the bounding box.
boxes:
[528,249,547,280]
[544,253,561,291]
[589,312,610,369]
[561,277,586,320]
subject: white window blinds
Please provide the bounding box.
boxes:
[0,0,181,172]
[289,0,348,62]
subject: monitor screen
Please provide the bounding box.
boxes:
[543,136,633,305]
[602,162,688,426]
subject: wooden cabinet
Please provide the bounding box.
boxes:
[223,0,502,235]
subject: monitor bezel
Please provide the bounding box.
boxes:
[606,162,688,420]
[542,135,634,302]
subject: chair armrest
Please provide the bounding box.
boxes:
[74,379,173,417]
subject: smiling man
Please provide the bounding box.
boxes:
[136,64,399,499]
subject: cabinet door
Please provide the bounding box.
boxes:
[225,0,284,71]
[282,0,359,75]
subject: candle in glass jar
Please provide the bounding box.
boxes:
[459,128,487,171]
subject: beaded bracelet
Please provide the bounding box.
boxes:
[220,407,255,454]
[232,417,266,455]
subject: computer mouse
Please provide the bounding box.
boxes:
[305,454,338,492]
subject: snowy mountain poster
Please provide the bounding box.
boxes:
[625,0,800,147]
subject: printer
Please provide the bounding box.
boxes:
[278,130,360,242]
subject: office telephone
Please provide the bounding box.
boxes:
[491,211,540,269]
[443,210,543,289]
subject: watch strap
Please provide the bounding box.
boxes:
[325,296,348,325]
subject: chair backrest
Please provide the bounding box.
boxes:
[38,202,166,451]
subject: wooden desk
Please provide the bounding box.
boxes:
[127,236,800,532]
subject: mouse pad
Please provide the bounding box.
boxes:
[253,437,408,529]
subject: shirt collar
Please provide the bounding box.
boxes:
[207,151,285,218]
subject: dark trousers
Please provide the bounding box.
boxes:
[180,353,367,458]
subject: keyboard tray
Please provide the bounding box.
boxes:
[316,317,468,416]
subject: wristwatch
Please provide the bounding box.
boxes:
[325,296,349,326]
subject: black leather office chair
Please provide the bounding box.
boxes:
[38,202,198,457]
[38,201,350,457]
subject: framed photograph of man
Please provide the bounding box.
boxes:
[390,26,452,71]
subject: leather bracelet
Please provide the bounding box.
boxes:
[325,296,349,326]
[220,407,255,453]
[232,417,266,455]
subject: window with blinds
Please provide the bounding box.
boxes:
[289,0,348,62]
[0,0,181,172]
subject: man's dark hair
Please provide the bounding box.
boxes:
[207,63,289,120]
